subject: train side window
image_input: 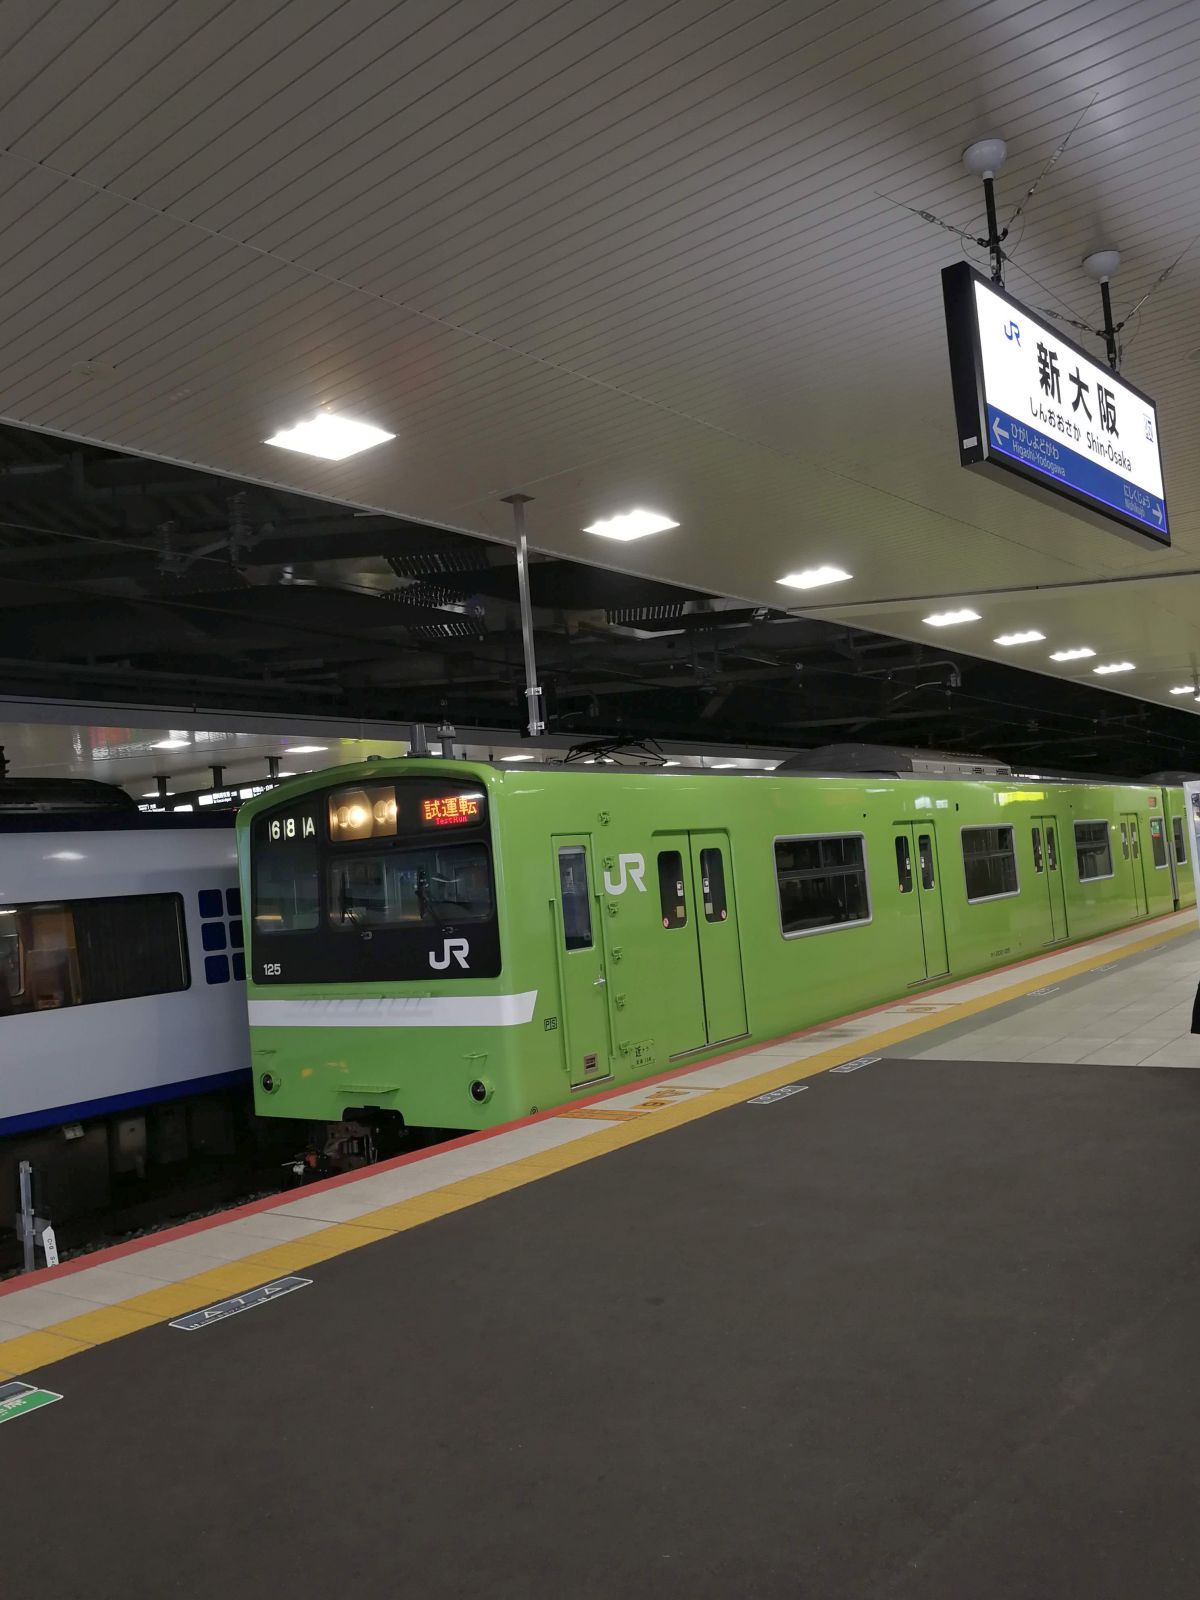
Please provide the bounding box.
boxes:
[0,895,188,1018]
[1173,815,1188,866]
[1119,822,1130,859]
[961,827,1018,902]
[657,851,687,929]
[557,848,593,951]
[918,833,935,890]
[1046,827,1058,871]
[895,836,913,893]
[699,848,728,922]
[1032,827,1043,872]
[1074,820,1113,881]
[775,835,870,936]
[1149,818,1167,868]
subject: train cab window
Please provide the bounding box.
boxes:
[1074,821,1113,881]
[961,827,1018,902]
[328,843,493,930]
[1032,827,1044,872]
[699,848,728,922]
[918,833,935,890]
[775,835,870,936]
[895,836,913,893]
[253,812,320,934]
[557,848,593,950]
[0,896,187,1017]
[657,851,687,929]
[1149,818,1168,869]
[1173,815,1188,866]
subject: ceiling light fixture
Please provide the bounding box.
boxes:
[923,608,980,627]
[1093,661,1135,675]
[285,745,328,755]
[776,565,852,591]
[500,753,535,762]
[1050,647,1096,662]
[583,509,678,541]
[265,413,395,461]
[152,738,190,750]
[1169,686,1196,696]
[994,630,1045,646]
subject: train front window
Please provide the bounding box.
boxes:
[253,807,321,933]
[329,843,492,930]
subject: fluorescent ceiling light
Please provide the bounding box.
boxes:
[286,744,328,754]
[583,509,678,541]
[1169,686,1196,696]
[265,413,395,461]
[141,790,166,798]
[1050,647,1095,662]
[152,738,190,749]
[500,753,535,762]
[994,630,1045,646]
[923,608,980,627]
[661,760,681,767]
[711,762,738,769]
[1093,661,1135,675]
[777,565,852,591]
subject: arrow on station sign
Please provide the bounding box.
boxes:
[1152,503,1163,523]
[991,415,1010,447]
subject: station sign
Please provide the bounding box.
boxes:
[942,262,1168,546]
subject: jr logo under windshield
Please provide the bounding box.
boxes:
[602,853,647,895]
[429,937,470,971]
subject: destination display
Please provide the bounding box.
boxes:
[942,262,1169,546]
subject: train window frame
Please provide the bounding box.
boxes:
[1073,819,1115,882]
[1172,815,1188,866]
[557,846,594,951]
[917,832,936,891]
[1149,817,1168,870]
[699,847,728,923]
[773,832,873,940]
[0,893,190,1017]
[1032,826,1044,873]
[657,849,688,930]
[959,825,1020,904]
[895,835,913,894]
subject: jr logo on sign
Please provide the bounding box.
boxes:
[429,937,471,971]
[602,853,647,895]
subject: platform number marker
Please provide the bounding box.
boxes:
[747,1083,809,1105]
[169,1275,311,1331]
[0,1380,62,1427]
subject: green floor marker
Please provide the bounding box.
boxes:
[0,1380,62,1426]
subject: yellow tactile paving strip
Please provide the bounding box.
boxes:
[1,916,1192,1381]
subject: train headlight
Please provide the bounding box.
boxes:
[260,1072,279,1094]
[469,1078,493,1105]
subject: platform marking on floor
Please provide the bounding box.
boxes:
[829,1056,882,1074]
[0,915,1193,1382]
[747,1083,809,1105]
[0,1379,62,1426]
[169,1275,312,1332]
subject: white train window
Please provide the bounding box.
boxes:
[0,895,188,1016]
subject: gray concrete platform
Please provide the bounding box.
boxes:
[5,1042,1200,1598]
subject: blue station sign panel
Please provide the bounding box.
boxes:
[942,262,1169,547]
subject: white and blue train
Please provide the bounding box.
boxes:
[0,779,255,1231]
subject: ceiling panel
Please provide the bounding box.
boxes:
[0,0,1198,738]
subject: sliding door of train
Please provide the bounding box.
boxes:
[652,831,748,1057]
[688,830,748,1046]
[1031,815,1069,944]
[1119,812,1150,917]
[893,824,949,981]
[551,836,612,1088]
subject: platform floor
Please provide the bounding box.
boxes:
[3,912,1200,1597]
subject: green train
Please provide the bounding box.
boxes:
[237,751,1195,1141]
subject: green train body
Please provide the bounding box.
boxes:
[237,759,1195,1135]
